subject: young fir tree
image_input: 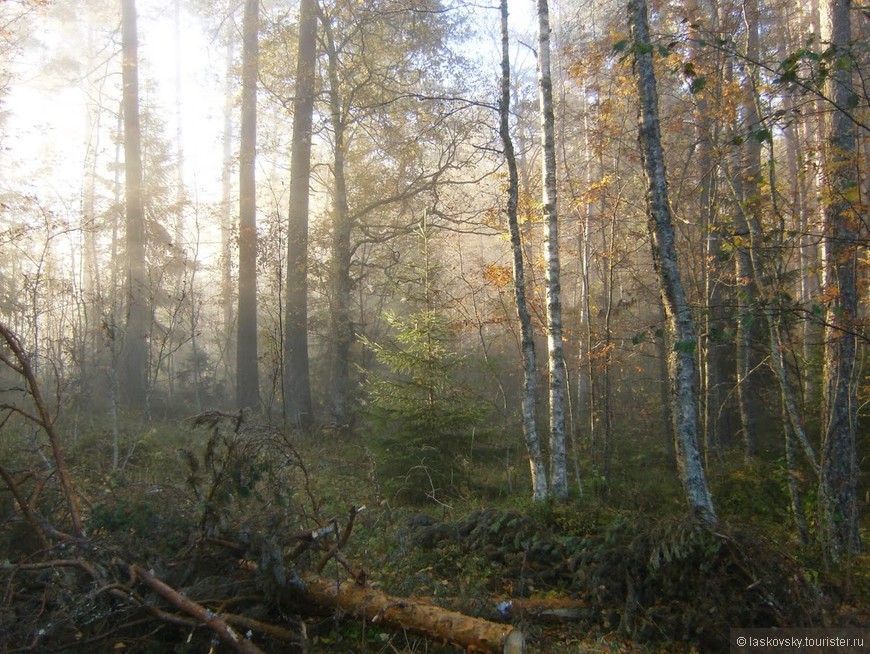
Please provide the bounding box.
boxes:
[361,216,485,504]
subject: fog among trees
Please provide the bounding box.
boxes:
[0,0,866,650]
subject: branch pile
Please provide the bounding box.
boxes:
[0,321,523,653]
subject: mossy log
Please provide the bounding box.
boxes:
[302,573,525,654]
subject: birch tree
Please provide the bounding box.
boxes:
[500,0,548,502]
[536,0,568,501]
[629,0,716,524]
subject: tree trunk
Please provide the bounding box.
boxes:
[819,0,861,562]
[322,12,354,428]
[121,0,148,415]
[236,0,260,411]
[81,25,105,405]
[283,0,317,431]
[220,6,236,405]
[578,85,596,466]
[629,0,716,525]
[499,0,548,502]
[301,574,525,654]
[686,0,728,463]
[535,0,568,501]
[601,202,616,488]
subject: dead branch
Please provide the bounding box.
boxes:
[0,321,84,537]
[123,563,265,654]
[0,463,52,548]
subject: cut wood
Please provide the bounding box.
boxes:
[302,573,525,654]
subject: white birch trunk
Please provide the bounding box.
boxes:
[629,0,716,524]
[500,0,548,502]
[536,0,568,501]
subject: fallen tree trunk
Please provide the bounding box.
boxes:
[302,574,526,654]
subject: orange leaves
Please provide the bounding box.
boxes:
[482,263,513,289]
[572,174,616,209]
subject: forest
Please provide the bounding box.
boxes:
[0,0,867,651]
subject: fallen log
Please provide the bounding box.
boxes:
[301,573,525,654]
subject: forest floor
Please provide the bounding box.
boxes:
[1,413,867,653]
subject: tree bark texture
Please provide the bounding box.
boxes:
[819,0,861,561]
[237,0,260,410]
[301,574,526,654]
[629,0,716,525]
[499,0,548,502]
[121,0,149,414]
[536,0,568,501]
[283,0,317,431]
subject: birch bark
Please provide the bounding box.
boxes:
[535,0,568,501]
[629,0,716,524]
[500,0,548,502]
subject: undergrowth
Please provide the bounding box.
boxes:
[0,413,866,653]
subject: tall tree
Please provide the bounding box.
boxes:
[500,0,548,501]
[536,0,568,501]
[121,0,148,414]
[237,0,260,410]
[314,0,467,428]
[219,1,236,404]
[629,0,716,524]
[320,7,353,426]
[819,0,861,562]
[283,0,317,430]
